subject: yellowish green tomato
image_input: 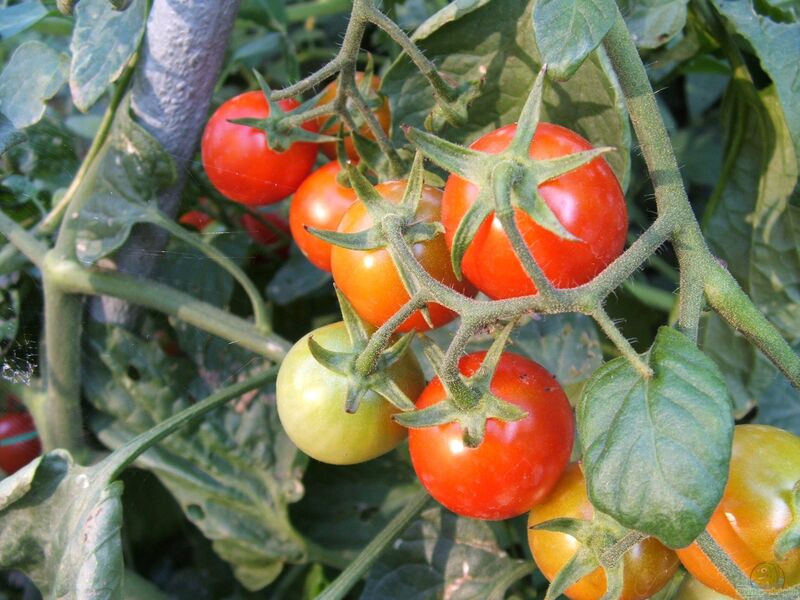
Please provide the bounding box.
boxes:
[276,322,425,465]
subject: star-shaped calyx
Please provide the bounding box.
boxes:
[227,71,339,151]
[530,511,646,600]
[307,288,418,414]
[406,65,615,282]
[393,321,528,447]
[307,152,444,327]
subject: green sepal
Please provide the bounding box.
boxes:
[306,226,384,251]
[370,377,416,412]
[346,165,394,219]
[598,564,624,600]
[406,126,489,183]
[775,480,800,559]
[307,336,352,375]
[419,336,446,376]
[530,517,596,538]
[533,147,614,185]
[335,287,370,347]
[424,77,484,131]
[449,188,493,278]
[405,221,445,244]
[509,65,547,156]
[400,152,425,214]
[228,116,339,147]
[469,321,516,388]
[393,400,461,429]
[544,547,599,600]
[513,175,580,242]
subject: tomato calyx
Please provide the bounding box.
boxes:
[425,74,484,131]
[308,155,444,327]
[306,289,417,414]
[531,511,647,600]
[394,322,527,447]
[406,66,613,282]
[227,72,338,152]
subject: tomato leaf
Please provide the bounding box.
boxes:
[83,323,306,591]
[0,41,68,129]
[578,327,734,548]
[266,247,332,306]
[383,0,631,189]
[0,1,48,41]
[0,452,124,598]
[618,0,689,49]
[532,0,616,80]
[361,507,531,599]
[70,0,147,112]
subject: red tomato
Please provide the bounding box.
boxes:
[241,212,290,258]
[289,162,357,271]
[179,210,213,231]
[441,123,628,299]
[201,91,318,205]
[676,425,800,597]
[331,181,475,332]
[408,352,574,520]
[528,464,680,600]
[0,412,42,475]
[317,73,391,161]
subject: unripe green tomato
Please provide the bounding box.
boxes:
[677,575,734,599]
[276,322,425,465]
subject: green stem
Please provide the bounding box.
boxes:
[0,210,49,269]
[705,261,800,388]
[591,307,653,378]
[100,367,278,481]
[316,489,431,600]
[41,276,86,457]
[43,257,291,361]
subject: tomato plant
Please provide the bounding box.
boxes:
[0,412,42,475]
[527,463,679,600]
[676,425,800,597]
[441,123,628,299]
[276,321,425,465]
[289,161,357,271]
[331,180,475,332]
[408,351,574,520]
[316,72,391,161]
[201,91,318,205]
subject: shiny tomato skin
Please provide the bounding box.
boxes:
[241,212,290,258]
[408,352,574,520]
[676,425,800,598]
[201,91,318,205]
[276,322,425,465]
[317,73,391,161]
[179,210,213,231]
[0,412,42,475]
[289,162,357,271]
[331,181,474,333]
[528,463,679,600]
[441,123,628,299]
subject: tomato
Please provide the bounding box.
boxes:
[241,212,290,258]
[317,72,391,161]
[201,91,318,205]
[677,575,735,599]
[276,322,425,465]
[0,411,42,475]
[289,162,357,271]
[676,425,800,597]
[441,123,628,299]
[179,210,213,231]
[527,463,679,600]
[408,352,574,520]
[331,181,475,333]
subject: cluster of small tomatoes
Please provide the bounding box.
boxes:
[198,78,800,599]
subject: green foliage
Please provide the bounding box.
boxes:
[618,0,689,48]
[579,327,734,548]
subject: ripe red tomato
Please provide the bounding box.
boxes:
[179,210,213,231]
[676,425,800,597]
[0,411,42,475]
[241,212,290,258]
[408,351,574,520]
[289,162,357,271]
[331,181,475,332]
[528,463,680,600]
[317,72,391,161]
[441,123,628,299]
[276,322,425,465]
[201,91,318,205]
